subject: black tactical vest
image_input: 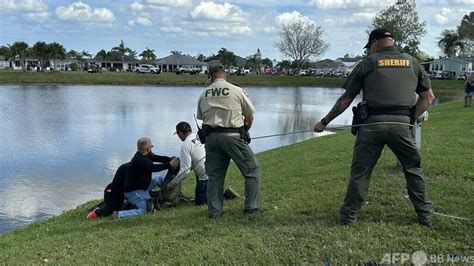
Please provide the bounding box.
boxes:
[363,50,418,108]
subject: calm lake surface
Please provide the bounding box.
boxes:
[0,85,359,233]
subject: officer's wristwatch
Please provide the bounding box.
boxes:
[320,118,329,126]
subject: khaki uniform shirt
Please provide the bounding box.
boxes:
[197,79,255,128]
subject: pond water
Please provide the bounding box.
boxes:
[0,85,361,233]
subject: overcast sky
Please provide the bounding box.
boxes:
[0,0,472,61]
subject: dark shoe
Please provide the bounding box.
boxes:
[337,215,355,226]
[244,208,265,214]
[419,220,433,228]
[208,212,223,219]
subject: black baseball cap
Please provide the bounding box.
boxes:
[174,121,191,135]
[363,28,393,49]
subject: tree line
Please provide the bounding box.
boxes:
[274,1,472,69]
[0,40,159,71]
[1,5,471,72]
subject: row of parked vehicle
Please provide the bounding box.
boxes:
[428,71,471,80]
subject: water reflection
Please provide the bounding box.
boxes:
[0,85,357,233]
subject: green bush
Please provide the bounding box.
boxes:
[69,63,79,71]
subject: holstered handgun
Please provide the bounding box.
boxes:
[351,101,369,136]
[239,125,251,144]
[197,124,211,144]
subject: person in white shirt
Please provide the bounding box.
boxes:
[167,121,208,205]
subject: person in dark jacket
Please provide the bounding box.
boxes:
[87,162,130,219]
[118,137,179,218]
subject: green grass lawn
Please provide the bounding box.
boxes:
[0,70,467,92]
[0,101,472,264]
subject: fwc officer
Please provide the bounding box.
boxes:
[314,29,435,227]
[197,63,262,218]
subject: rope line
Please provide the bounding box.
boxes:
[381,147,471,222]
[252,121,414,140]
[173,122,469,221]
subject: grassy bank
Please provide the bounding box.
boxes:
[0,101,472,264]
[0,70,466,91]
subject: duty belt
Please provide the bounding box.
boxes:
[368,107,412,117]
[209,127,241,133]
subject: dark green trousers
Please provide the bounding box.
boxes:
[205,132,261,217]
[339,115,433,225]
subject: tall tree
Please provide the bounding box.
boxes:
[139,47,156,61]
[217,48,236,69]
[261,58,273,68]
[96,49,108,60]
[9,41,29,70]
[129,50,138,59]
[112,40,132,70]
[32,41,48,70]
[275,21,329,71]
[81,50,92,58]
[438,30,465,58]
[457,12,473,40]
[457,12,474,57]
[170,50,182,55]
[0,45,10,58]
[195,53,205,62]
[47,42,66,70]
[112,39,132,55]
[370,1,426,55]
[66,49,81,60]
[0,45,13,68]
[278,60,292,70]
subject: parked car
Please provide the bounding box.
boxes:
[236,67,251,75]
[229,66,239,75]
[441,71,456,80]
[87,64,102,73]
[429,71,443,79]
[133,64,160,74]
[176,65,200,75]
[455,73,467,80]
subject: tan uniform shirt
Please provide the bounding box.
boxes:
[197,78,255,128]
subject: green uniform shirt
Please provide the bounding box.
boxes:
[343,46,431,108]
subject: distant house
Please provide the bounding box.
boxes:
[156,54,207,73]
[309,59,342,73]
[89,51,139,71]
[0,56,8,69]
[424,57,473,75]
[334,57,361,73]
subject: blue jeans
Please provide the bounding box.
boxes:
[195,175,207,206]
[118,177,160,218]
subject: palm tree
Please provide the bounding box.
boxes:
[0,45,13,68]
[139,47,156,61]
[47,42,66,70]
[129,50,138,59]
[81,50,92,58]
[438,30,465,58]
[31,41,48,71]
[217,48,236,70]
[66,49,81,60]
[9,41,29,70]
[112,40,132,71]
[96,49,108,61]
